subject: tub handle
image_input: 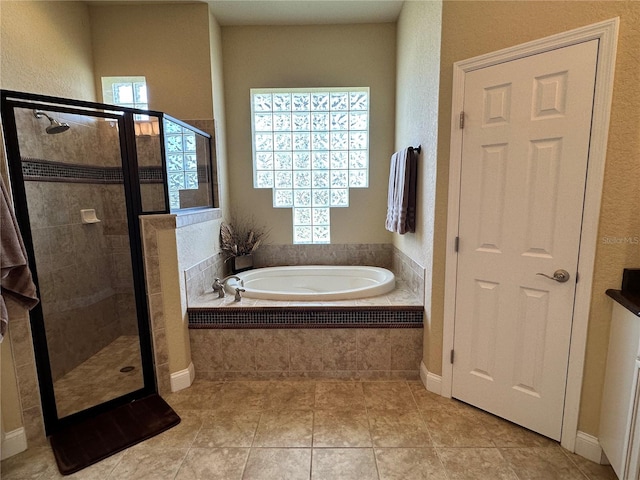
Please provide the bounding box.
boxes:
[234,287,245,302]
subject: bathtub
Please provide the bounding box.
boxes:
[225,265,395,301]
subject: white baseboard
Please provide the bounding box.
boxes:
[170,362,195,392]
[1,427,27,460]
[420,361,443,395]
[574,431,608,465]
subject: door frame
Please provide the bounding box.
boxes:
[442,18,619,451]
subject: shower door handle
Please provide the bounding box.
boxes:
[536,269,570,283]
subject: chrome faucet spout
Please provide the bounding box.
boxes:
[221,275,244,287]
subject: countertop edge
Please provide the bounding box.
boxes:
[606,289,640,317]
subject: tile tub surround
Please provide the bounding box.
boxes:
[184,243,426,306]
[1,378,618,480]
[190,327,423,380]
[187,261,424,379]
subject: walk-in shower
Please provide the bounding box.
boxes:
[0,90,214,434]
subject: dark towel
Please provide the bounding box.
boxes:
[385,147,418,234]
[1,178,39,342]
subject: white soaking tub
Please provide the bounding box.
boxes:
[225,265,395,301]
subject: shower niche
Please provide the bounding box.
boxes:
[0,90,214,434]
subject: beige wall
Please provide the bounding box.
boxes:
[0,0,97,443]
[221,24,397,244]
[395,0,443,372]
[209,12,231,216]
[89,3,213,120]
[0,1,95,99]
[435,0,640,437]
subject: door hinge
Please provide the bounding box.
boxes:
[459,111,465,129]
[450,349,455,364]
[454,236,460,253]
[576,271,579,284]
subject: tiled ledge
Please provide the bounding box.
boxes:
[188,280,423,309]
[187,282,424,329]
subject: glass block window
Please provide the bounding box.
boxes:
[101,76,148,119]
[251,87,369,244]
[164,118,198,209]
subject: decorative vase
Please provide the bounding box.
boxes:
[231,254,254,273]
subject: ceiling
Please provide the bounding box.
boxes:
[206,1,405,26]
[84,0,405,26]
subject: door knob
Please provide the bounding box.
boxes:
[536,269,570,283]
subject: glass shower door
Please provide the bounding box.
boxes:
[6,102,150,424]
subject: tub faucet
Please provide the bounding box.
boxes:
[212,278,225,298]
[221,275,243,287]
[212,275,244,298]
[234,287,245,302]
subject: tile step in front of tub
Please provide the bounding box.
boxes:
[188,305,424,329]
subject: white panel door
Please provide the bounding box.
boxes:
[453,40,598,440]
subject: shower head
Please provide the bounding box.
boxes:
[33,110,70,134]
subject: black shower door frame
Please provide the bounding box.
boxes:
[1,90,159,435]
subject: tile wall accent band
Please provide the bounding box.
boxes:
[20,158,214,184]
[188,306,423,329]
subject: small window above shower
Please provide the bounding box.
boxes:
[101,76,149,116]
[101,76,216,212]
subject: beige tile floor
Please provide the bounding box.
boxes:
[53,336,143,418]
[1,379,618,480]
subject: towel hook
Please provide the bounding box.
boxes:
[411,145,421,154]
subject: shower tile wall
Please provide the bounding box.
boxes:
[16,109,138,380]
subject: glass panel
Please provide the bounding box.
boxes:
[311,93,329,111]
[294,189,311,207]
[330,112,348,130]
[312,132,329,150]
[293,171,311,188]
[113,83,134,104]
[313,225,331,243]
[254,93,272,111]
[293,152,311,170]
[255,171,274,188]
[292,93,310,111]
[273,113,291,131]
[292,113,310,131]
[274,153,292,170]
[135,115,166,212]
[274,188,293,207]
[274,133,291,151]
[14,107,143,418]
[313,207,330,225]
[331,170,348,188]
[331,188,349,207]
[349,169,368,188]
[312,189,330,206]
[275,171,292,188]
[294,225,312,243]
[312,113,329,131]
[134,82,148,104]
[256,153,274,170]
[330,92,349,110]
[294,207,312,225]
[273,93,291,111]
[163,117,214,210]
[312,171,329,188]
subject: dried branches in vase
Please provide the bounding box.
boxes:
[219,218,269,272]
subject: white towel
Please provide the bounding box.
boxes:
[1,178,39,342]
[385,148,418,234]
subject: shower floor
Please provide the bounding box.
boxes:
[53,335,144,418]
